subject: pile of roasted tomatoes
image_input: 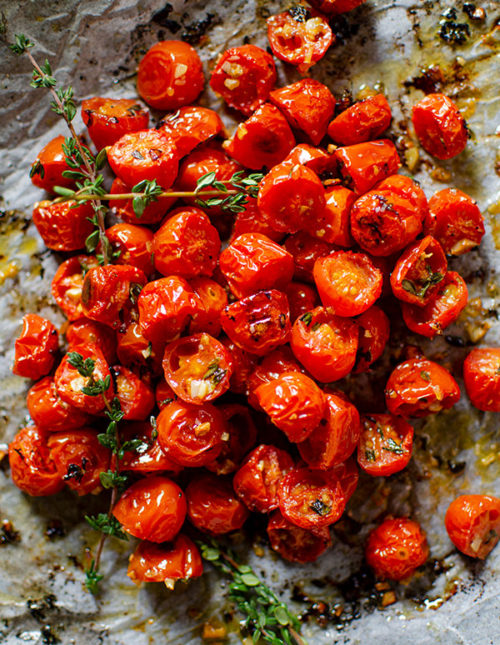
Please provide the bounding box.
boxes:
[10,0,500,590]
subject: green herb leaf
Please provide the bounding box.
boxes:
[84,560,103,595]
[85,229,100,253]
[85,514,128,540]
[10,34,35,55]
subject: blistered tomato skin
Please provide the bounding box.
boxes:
[412,93,468,160]
[13,314,59,380]
[110,177,175,225]
[27,376,91,432]
[66,318,117,365]
[334,139,400,195]
[128,535,203,585]
[105,223,155,277]
[81,97,149,150]
[119,421,181,474]
[51,256,99,322]
[312,185,356,247]
[285,282,319,322]
[206,404,258,476]
[463,348,500,412]
[267,510,332,563]
[32,200,94,252]
[357,414,414,476]
[158,106,224,158]
[111,365,155,420]
[353,305,390,374]
[445,495,500,559]
[328,94,392,145]
[230,197,284,244]
[113,476,187,543]
[284,143,337,177]
[30,135,76,193]
[189,278,228,337]
[284,232,333,283]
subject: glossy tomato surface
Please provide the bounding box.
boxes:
[128,535,203,585]
[445,495,500,559]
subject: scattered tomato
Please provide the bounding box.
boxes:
[128,535,203,585]
[81,97,149,150]
[445,495,500,559]
[267,509,332,563]
[463,348,500,412]
[158,105,224,158]
[13,314,59,380]
[328,94,391,145]
[357,414,414,476]
[412,93,468,160]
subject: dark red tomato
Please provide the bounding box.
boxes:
[365,518,429,580]
[111,365,155,420]
[66,318,117,364]
[297,392,361,469]
[81,97,149,150]
[311,185,355,247]
[105,223,154,277]
[209,44,276,116]
[269,78,336,145]
[113,476,186,542]
[350,174,427,256]
[385,357,460,418]
[357,414,414,476]
[310,0,367,13]
[220,289,291,356]
[206,404,258,475]
[247,346,304,409]
[162,333,233,404]
[258,159,326,234]
[328,94,392,145]
[54,346,114,415]
[314,251,383,317]
[51,255,99,321]
[278,466,346,529]
[158,106,224,158]
[332,458,359,502]
[445,495,500,559]
[188,277,228,337]
[219,233,294,299]
[353,305,390,373]
[32,200,94,252]
[463,348,500,412]
[290,306,358,382]
[27,376,91,432]
[48,428,110,496]
[402,271,468,339]
[153,206,220,278]
[284,143,338,177]
[412,93,468,160]
[128,535,203,586]
[225,103,295,170]
[267,8,333,74]
[157,399,225,467]
[137,40,204,110]
[425,188,485,255]
[233,444,294,513]
[13,314,58,380]
[230,196,285,244]
[138,276,201,345]
[119,421,182,474]
[155,379,178,410]
[285,281,319,322]
[116,322,162,374]
[391,236,447,307]
[334,139,400,195]
[267,509,332,563]
[186,473,249,535]
[107,129,178,188]
[110,177,176,225]
[9,426,63,496]
[81,264,147,330]
[220,336,259,396]
[284,232,333,283]
[255,372,327,443]
[30,135,75,193]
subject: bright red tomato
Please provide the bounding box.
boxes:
[81,97,149,150]
[230,196,285,244]
[284,143,337,178]
[267,510,332,563]
[328,94,391,145]
[115,322,162,374]
[206,404,258,476]
[27,376,91,432]
[110,177,176,225]
[220,337,258,396]
[463,348,500,412]
[188,278,228,337]
[334,139,400,195]
[158,106,224,158]
[445,495,500,559]
[353,305,390,373]
[357,414,414,476]
[283,232,333,283]
[105,223,154,277]
[128,535,203,586]
[30,135,76,193]
[284,281,320,322]
[311,184,355,247]
[111,365,155,420]
[66,318,117,364]
[247,346,304,409]
[32,200,94,252]
[13,314,59,380]
[412,93,468,160]
[119,421,181,475]
[51,255,99,321]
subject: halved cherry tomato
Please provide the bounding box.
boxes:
[385,357,460,417]
[27,376,91,432]
[334,139,400,195]
[365,517,429,580]
[119,421,181,474]
[30,135,76,193]
[327,94,391,145]
[111,365,155,420]
[311,185,355,247]
[186,473,249,535]
[357,414,414,476]
[247,346,304,409]
[13,314,59,380]
[128,535,203,586]
[206,404,258,476]
[463,348,500,412]
[220,336,259,396]
[209,44,276,116]
[115,322,161,374]
[310,0,367,13]
[285,281,320,322]
[155,379,178,410]
[290,306,358,382]
[162,333,233,404]
[137,40,204,110]
[158,106,224,158]
[66,318,117,364]
[284,143,337,178]
[51,255,99,321]
[32,200,94,252]
[267,509,332,563]
[412,93,468,160]
[105,223,154,277]
[230,196,284,244]
[188,277,228,337]
[113,476,186,542]
[9,426,63,496]
[81,97,149,150]
[110,177,176,225]
[353,305,390,373]
[425,188,485,255]
[445,495,500,559]
[284,232,333,283]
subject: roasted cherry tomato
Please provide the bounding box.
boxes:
[230,196,284,244]
[220,336,259,396]
[186,473,249,535]
[267,509,332,563]
[412,93,468,160]
[128,535,203,586]
[209,44,276,116]
[332,458,359,502]
[267,7,334,74]
[221,289,291,356]
[27,376,91,432]
[66,318,117,365]
[111,365,155,420]
[365,517,429,580]
[357,414,414,476]
[284,232,333,283]
[113,476,186,542]
[206,404,258,476]
[328,94,391,145]
[158,106,224,158]
[311,185,355,247]
[225,103,295,170]
[425,188,485,255]
[119,421,181,474]
[13,314,59,380]
[463,348,500,412]
[334,139,400,195]
[269,78,336,145]
[385,357,460,418]
[247,346,304,409]
[116,322,162,374]
[162,333,233,404]
[110,177,176,225]
[32,200,94,252]
[51,255,99,321]
[30,135,76,193]
[353,305,390,373]
[137,40,204,110]
[290,306,358,382]
[188,277,228,337]
[155,379,178,410]
[9,426,63,497]
[157,399,226,467]
[310,0,367,13]
[285,281,320,322]
[284,143,337,178]
[105,223,154,277]
[81,97,149,150]
[297,392,361,469]
[153,206,220,278]
[445,495,500,559]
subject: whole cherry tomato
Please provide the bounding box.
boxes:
[230,196,284,244]
[105,223,154,277]
[158,106,224,158]
[285,281,320,322]
[113,476,186,542]
[412,93,468,160]
[463,348,500,412]
[66,318,117,365]
[247,346,304,409]
[334,139,400,195]
[119,421,181,475]
[357,414,414,476]
[111,365,155,420]
[353,305,390,373]
[188,277,228,337]
[128,535,203,586]
[328,94,392,145]
[284,143,338,178]
[32,200,94,252]
[209,44,276,116]
[284,232,333,283]
[445,495,500,559]
[267,509,332,563]
[115,322,162,374]
[220,336,258,396]
[206,404,258,476]
[310,0,367,13]
[51,255,99,321]
[81,97,149,150]
[311,185,355,247]
[365,517,429,580]
[27,376,90,432]
[186,473,249,535]
[13,314,59,380]
[30,135,76,193]
[137,40,204,110]
[110,177,175,225]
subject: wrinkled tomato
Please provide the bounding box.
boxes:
[206,404,258,476]
[158,105,224,158]
[357,414,414,476]
[353,305,390,373]
[267,509,332,563]
[81,97,149,150]
[32,200,94,252]
[13,314,59,380]
[128,535,203,586]
[105,223,155,277]
[27,376,91,432]
[445,495,500,559]
[412,93,468,160]
[328,94,391,145]
[463,348,500,412]
[30,135,76,193]
[334,139,400,195]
